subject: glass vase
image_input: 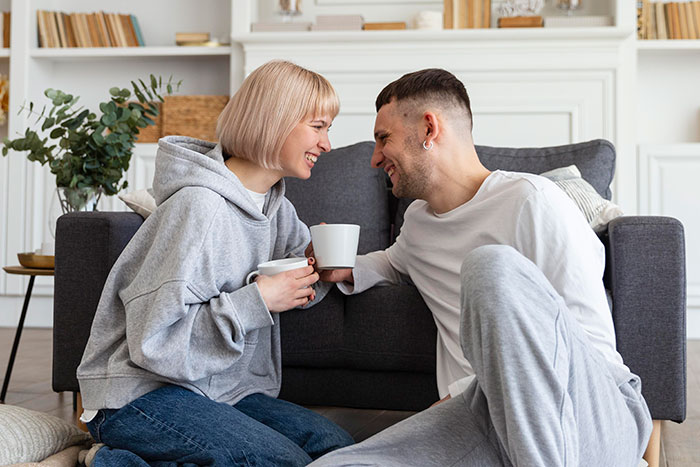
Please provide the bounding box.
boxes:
[56,186,102,214]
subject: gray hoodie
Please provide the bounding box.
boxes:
[77,136,326,410]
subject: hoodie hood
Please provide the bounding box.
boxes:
[153,136,285,221]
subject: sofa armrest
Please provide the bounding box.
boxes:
[605,215,686,422]
[52,211,144,393]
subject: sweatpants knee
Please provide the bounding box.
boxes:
[460,245,524,299]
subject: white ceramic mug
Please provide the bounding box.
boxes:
[246,257,309,284]
[310,224,360,270]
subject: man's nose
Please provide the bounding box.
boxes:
[371,146,384,168]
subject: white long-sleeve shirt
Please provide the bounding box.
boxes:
[338,170,625,398]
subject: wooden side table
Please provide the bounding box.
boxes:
[1,266,54,403]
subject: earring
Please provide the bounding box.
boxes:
[422,140,433,151]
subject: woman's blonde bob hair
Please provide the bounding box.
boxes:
[216,60,339,170]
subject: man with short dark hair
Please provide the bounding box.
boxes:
[310,69,652,466]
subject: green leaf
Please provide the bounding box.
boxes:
[41,117,56,131]
[109,87,121,97]
[50,128,65,139]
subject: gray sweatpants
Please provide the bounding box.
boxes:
[310,245,652,467]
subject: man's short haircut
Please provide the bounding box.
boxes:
[375,68,473,131]
[217,60,339,170]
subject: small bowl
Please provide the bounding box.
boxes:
[18,252,55,269]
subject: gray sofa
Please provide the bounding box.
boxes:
[53,139,687,431]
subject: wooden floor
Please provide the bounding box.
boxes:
[1,328,699,465]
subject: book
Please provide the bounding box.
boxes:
[101,12,117,47]
[677,1,689,38]
[77,13,92,47]
[362,22,406,30]
[55,11,69,47]
[37,11,48,47]
[483,0,491,28]
[2,11,9,48]
[684,1,698,39]
[655,2,668,39]
[95,12,111,47]
[498,16,543,28]
[544,15,613,27]
[87,13,102,47]
[47,11,61,48]
[443,0,454,29]
[120,14,137,47]
[175,32,210,44]
[64,14,77,47]
[131,15,145,46]
[108,13,128,47]
[695,2,700,39]
[462,0,471,28]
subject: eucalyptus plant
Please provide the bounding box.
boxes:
[2,75,181,197]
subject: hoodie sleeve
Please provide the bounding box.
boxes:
[275,198,332,307]
[119,195,274,383]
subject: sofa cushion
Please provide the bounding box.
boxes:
[393,139,616,240]
[285,142,391,254]
[281,285,436,373]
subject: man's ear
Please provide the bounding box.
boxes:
[423,111,441,147]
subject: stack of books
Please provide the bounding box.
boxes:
[443,0,491,29]
[36,11,144,48]
[638,1,700,40]
[311,15,364,31]
[175,32,210,46]
[0,11,10,48]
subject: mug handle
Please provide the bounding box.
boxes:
[246,270,260,285]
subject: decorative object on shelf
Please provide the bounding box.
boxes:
[161,95,229,143]
[363,22,407,31]
[175,32,222,46]
[1,75,181,211]
[413,11,443,30]
[555,0,581,15]
[498,15,543,27]
[0,74,8,125]
[36,10,144,48]
[279,0,302,17]
[498,0,544,17]
[443,0,492,29]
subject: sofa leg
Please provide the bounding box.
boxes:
[643,419,661,467]
[75,392,88,432]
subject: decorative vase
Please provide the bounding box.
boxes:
[47,186,102,241]
[56,186,102,214]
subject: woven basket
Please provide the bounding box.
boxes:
[162,95,229,142]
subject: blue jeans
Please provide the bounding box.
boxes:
[86,385,354,466]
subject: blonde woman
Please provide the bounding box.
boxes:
[77,61,354,466]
